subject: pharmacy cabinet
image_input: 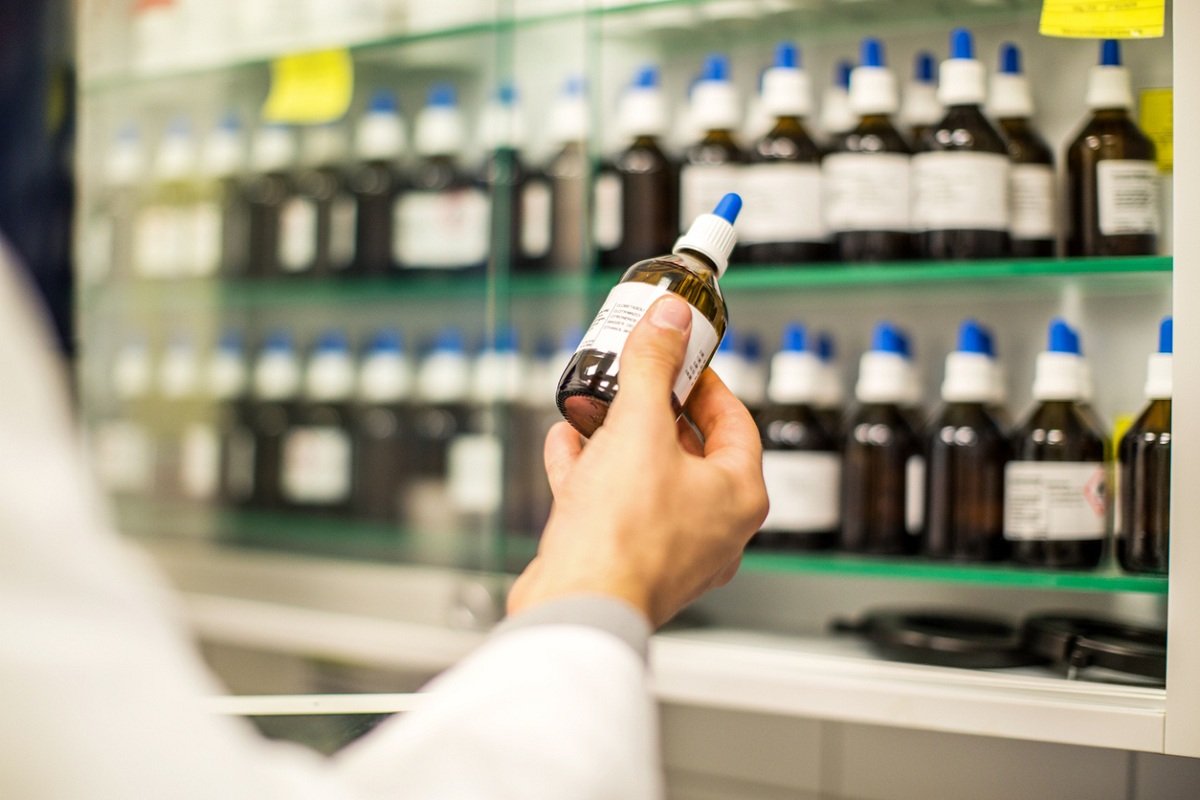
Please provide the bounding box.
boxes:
[75,0,1200,763]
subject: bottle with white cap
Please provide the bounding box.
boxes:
[93,336,156,496]
[155,332,205,499]
[1004,319,1108,569]
[841,322,924,554]
[280,330,357,512]
[1117,316,1171,574]
[352,90,406,277]
[249,330,302,510]
[205,330,256,507]
[988,43,1056,258]
[352,329,413,522]
[135,117,198,279]
[85,123,144,283]
[756,323,842,551]
[912,28,1010,260]
[823,38,912,262]
[813,331,845,438]
[741,42,827,265]
[680,55,746,234]
[923,320,1011,561]
[198,112,250,278]
[557,193,743,437]
[246,124,300,278]
[547,76,591,275]
[613,65,679,267]
[900,51,942,145]
[395,83,490,274]
[1066,40,1159,257]
[669,76,705,157]
[818,60,857,146]
[290,123,358,278]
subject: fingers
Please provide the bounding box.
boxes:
[685,369,762,466]
[606,295,692,433]
[544,421,583,496]
[676,416,704,457]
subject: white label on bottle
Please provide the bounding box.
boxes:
[738,163,824,244]
[823,153,911,232]
[93,421,153,492]
[1097,160,1160,236]
[1003,461,1108,541]
[180,423,219,499]
[911,151,1009,231]
[191,201,223,276]
[680,164,742,232]
[521,180,552,258]
[279,197,317,272]
[760,450,841,533]
[448,433,503,514]
[593,172,623,250]
[329,194,358,267]
[906,455,925,534]
[578,281,720,407]
[394,188,491,269]
[134,205,179,278]
[281,426,351,503]
[1009,164,1056,240]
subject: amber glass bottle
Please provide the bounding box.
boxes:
[198,113,251,278]
[352,330,412,522]
[547,77,590,274]
[291,125,358,278]
[248,332,301,511]
[246,125,298,278]
[1066,40,1159,257]
[900,52,942,147]
[680,55,746,236]
[479,84,542,274]
[351,91,405,277]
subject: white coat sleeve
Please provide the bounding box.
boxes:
[0,248,661,800]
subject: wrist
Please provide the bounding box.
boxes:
[508,559,656,627]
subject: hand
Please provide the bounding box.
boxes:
[508,295,769,628]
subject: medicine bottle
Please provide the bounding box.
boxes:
[352,330,413,523]
[292,124,357,278]
[900,52,942,146]
[197,113,250,278]
[246,125,299,278]
[351,91,406,276]
[249,331,301,511]
[680,56,746,236]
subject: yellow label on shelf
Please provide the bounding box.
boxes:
[1140,88,1173,173]
[1039,0,1165,39]
[1113,413,1135,449]
[262,50,354,124]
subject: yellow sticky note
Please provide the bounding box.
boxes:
[1113,414,1135,449]
[1140,88,1173,173]
[1039,0,1165,39]
[263,49,354,124]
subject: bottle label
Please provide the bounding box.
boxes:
[1010,164,1056,240]
[760,450,841,533]
[680,164,743,232]
[448,433,503,514]
[394,188,490,269]
[281,426,352,503]
[521,180,552,258]
[191,201,223,276]
[134,205,180,278]
[329,193,358,267]
[823,153,911,232]
[738,163,824,244]
[911,151,1009,231]
[180,423,220,500]
[93,420,153,492]
[1097,160,1160,236]
[593,172,623,250]
[279,197,318,272]
[906,455,925,534]
[1003,461,1108,540]
[578,281,719,407]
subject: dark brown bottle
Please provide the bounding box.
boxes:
[245,125,298,279]
[351,91,405,277]
[480,85,549,275]
[248,332,300,512]
[680,55,746,245]
[198,114,251,278]
[615,136,678,267]
[205,332,255,508]
[547,77,590,274]
[292,126,358,278]
[352,331,411,522]
[900,52,942,148]
[1066,40,1160,257]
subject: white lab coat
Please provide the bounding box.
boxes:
[0,250,662,799]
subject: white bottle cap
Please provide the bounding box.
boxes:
[709,336,746,398]
[154,119,197,181]
[480,85,528,150]
[355,91,407,161]
[1145,317,1173,399]
[417,330,470,403]
[692,54,741,132]
[672,192,742,277]
[619,66,669,140]
[855,323,918,405]
[820,87,857,136]
[938,29,986,107]
[550,77,589,145]
[159,338,199,398]
[208,344,247,400]
[1088,41,1134,111]
[768,325,823,405]
[302,124,348,167]
[941,320,997,403]
[251,125,298,173]
[201,115,244,178]
[987,42,1034,119]
[253,339,301,401]
[849,40,898,116]
[901,82,943,128]
[1031,320,1086,402]
[113,340,152,399]
[414,85,466,158]
[305,336,356,402]
[472,330,525,404]
[105,125,144,186]
[761,43,812,118]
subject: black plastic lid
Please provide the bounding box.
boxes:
[1023,613,1167,680]
[833,608,1046,669]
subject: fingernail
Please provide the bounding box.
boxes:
[649,296,692,332]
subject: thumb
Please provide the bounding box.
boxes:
[607,294,692,430]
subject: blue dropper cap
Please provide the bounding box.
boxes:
[835,59,853,88]
[1159,316,1173,354]
[217,111,242,132]
[534,335,557,359]
[717,328,737,353]
[563,75,587,97]
[368,328,404,354]
[775,41,799,69]
[860,38,885,68]
[560,326,584,352]
[1100,39,1121,67]
[781,323,809,353]
[700,53,731,82]
[367,89,399,114]
[871,321,911,357]
[949,27,974,60]
[999,42,1021,75]
[495,81,518,105]
[430,327,465,353]
[713,192,743,223]
[817,333,835,362]
[218,330,244,352]
[956,319,995,356]
[1047,318,1081,354]
[427,83,458,108]
[263,330,293,353]
[314,330,349,353]
[488,325,519,353]
[633,65,659,89]
[915,51,936,82]
[742,333,763,362]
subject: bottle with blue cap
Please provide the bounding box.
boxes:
[612,65,680,267]
[205,330,256,506]
[900,51,943,145]
[742,42,827,265]
[1117,316,1172,574]
[155,332,205,500]
[912,28,1011,260]
[95,335,155,496]
[680,55,747,236]
[755,322,842,551]
[197,113,251,278]
[352,329,413,523]
[136,116,198,279]
[923,320,1011,561]
[819,60,858,143]
[814,331,846,437]
[249,330,302,510]
[841,321,924,554]
[1004,318,1108,569]
[557,193,743,437]
[85,123,144,283]
[824,38,912,262]
[247,124,300,278]
[395,83,490,275]
[290,122,358,278]
[1066,40,1159,257]
[352,90,406,277]
[547,76,591,275]
[988,43,1056,258]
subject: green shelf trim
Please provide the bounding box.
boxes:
[739,551,1168,594]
